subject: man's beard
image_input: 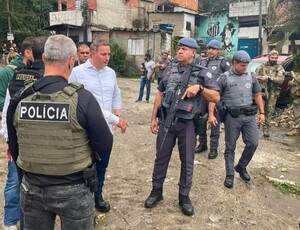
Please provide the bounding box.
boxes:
[269,60,277,66]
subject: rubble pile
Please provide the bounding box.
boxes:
[272,106,294,128]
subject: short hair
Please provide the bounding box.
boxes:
[269,50,279,56]
[145,53,151,58]
[77,43,90,52]
[31,36,47,60]
[20,37,34,56]
[90,39,110,52]
[44,35,76,62]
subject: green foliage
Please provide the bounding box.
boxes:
[199,0,230,12]
[0,0,57,46]
[272,181,300,195]
[108,42,127,77]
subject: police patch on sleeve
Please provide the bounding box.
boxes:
[206,72,212,78]
[19,102,70,122]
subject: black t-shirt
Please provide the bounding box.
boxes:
[7,76,113,186]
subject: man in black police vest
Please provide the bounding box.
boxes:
[144,37,220,216]
[195,39,230,159]
[7,34,113,230]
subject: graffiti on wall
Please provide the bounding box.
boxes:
[220,23,236,52]
[196,13,238,57]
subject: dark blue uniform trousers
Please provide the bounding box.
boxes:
[198,99,220,150]
[152,120,196,196]
[224,114,259,176]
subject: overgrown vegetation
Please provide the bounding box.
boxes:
[271,180,300,195]
[109,42,127,77]
[0,0,56,46]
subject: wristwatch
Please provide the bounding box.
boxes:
[199,84,204,93]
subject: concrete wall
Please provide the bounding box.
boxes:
[110,30,171,68]
[149,12,195,38]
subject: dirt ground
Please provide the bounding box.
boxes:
[0,77,299,230]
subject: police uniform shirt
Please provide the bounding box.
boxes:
[7,76,113,187]
[217,68,261,100]
[200,56,231,74]
[158,64,220,93]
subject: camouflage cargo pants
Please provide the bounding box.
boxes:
[292,98,300,129]
[263,89,280,129]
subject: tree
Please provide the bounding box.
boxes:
[267,0,300,71]
[0,0,57,46]
[198,0,230,12]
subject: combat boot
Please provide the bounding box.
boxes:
[285,128,300,136]
[179,194,194,216]
[195,144,208,153]
[95,195,111,213]
[224,175,234,188]
[144,187,163,208]
[234,165,251,182]
[208,149,218,159]
[263,128,270,137]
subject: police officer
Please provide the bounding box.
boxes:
[144,37,220,216]
[255,50,285,137]
[195,39,231,159]
[7,35,113,230]
[1,36,47,230]
[217,50,265,188]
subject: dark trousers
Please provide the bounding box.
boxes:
[21,178,94,230]
[138,77,151,101]
[95,150,112,200]
[224,114,259,176]
[152,120,196,196]
[198,99,220,150]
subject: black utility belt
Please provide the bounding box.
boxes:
[227,105,257,118]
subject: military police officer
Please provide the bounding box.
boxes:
[217,50,265,188]
[144,37,220,216]
[7,35,113,230]
[195,39,231,159]
[255,50,285,137]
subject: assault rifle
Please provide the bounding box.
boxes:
[159,63,195,152]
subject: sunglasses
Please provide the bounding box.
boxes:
[80,52,90,54]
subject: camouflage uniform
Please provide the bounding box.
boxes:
[255,62,285,133]
[286,72,300,136]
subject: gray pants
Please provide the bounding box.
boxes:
[224,114,258,176]
[21,178,94,230]
[152,120,196,196]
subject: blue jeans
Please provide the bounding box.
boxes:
[4,160,21,227]
[21,178,94,230]
[138,77,151,101]
[95,151,112,200]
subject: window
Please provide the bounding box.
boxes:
[128,38,144,55]
[61,2,67,11]
[186,22,191,31]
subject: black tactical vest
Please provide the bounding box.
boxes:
[162,62,203,120]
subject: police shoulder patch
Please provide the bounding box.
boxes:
[206,72,212,78]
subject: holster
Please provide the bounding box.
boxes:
[217,103,227,122]
[83,163,98,193]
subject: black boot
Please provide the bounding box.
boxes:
[234,165,251,182]
[95,195,111,212]
[224,175,234,188]
[144,187,163,208]
[179,194,194,216]
[195,144,208,153]
[208,149,218,159]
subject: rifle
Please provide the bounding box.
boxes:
[159,64,194,153]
